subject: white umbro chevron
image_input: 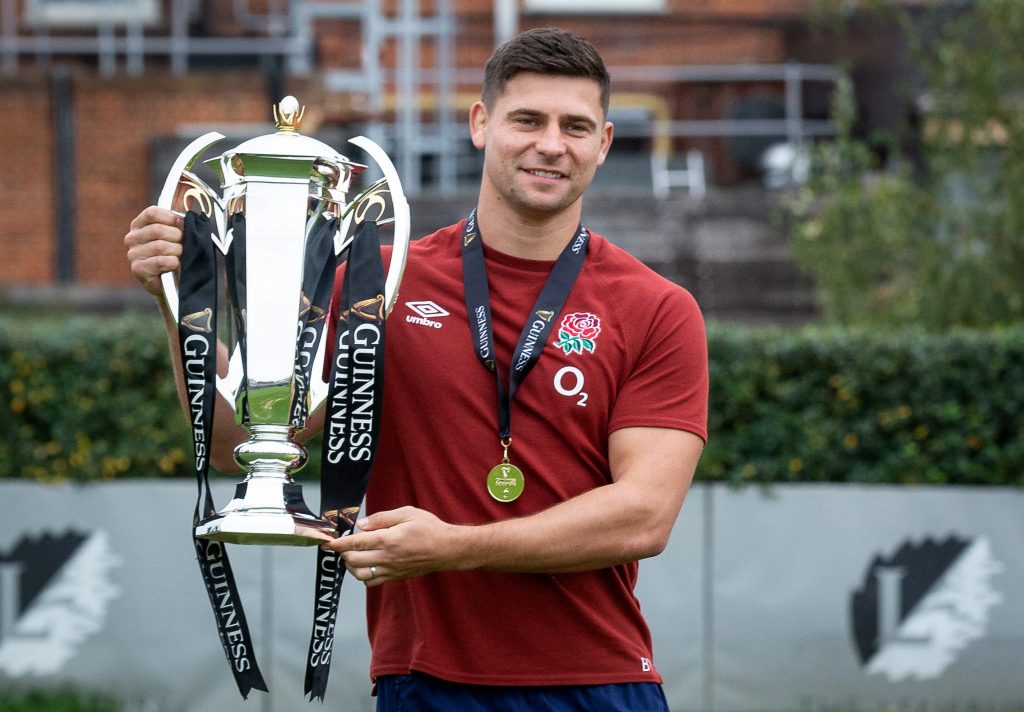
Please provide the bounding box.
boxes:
[405,301,450,319]
[405,301,449,329]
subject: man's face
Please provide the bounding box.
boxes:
[470,72,613,220]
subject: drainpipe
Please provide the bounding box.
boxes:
[494,0,518,46]
[51,67,76,284]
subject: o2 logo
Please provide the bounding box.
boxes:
[554,366,588,406]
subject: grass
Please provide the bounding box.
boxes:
[0,689,121,712]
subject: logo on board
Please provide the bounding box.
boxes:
[850,535,1003,682]
[0,530,121,676]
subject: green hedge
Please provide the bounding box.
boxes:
[0,314,188,482]
[704,325,1024,486]
[2,315,1022,486]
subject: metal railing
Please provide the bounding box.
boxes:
[606,62,842,195]
[610,62,842,145]
[1,0,302,76]
[1,0,460,195]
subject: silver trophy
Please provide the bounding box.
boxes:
[157,96,409,546]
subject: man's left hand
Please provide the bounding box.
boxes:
[324,506,465,587]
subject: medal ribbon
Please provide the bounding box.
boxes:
[178,210,268,699]
[304,219,387,701]
[460,209,589,445]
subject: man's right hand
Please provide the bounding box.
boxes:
[124,205,245,471]
[123,206,184,297]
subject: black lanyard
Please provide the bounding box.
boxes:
[460,209,589,455]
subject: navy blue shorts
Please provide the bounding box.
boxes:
[374,672,669,712]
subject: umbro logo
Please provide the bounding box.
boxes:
[405,301,449,329]
[406,301,449,319]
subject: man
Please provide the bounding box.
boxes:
[125,27,707,712]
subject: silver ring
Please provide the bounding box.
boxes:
[369,565,377,580]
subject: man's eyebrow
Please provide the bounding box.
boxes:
[505,108,598,129]
[561,113,598,129]
[506,107,544,119]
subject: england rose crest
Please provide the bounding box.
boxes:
[555,312,601,355]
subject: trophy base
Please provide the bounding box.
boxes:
[194,476,338,546]
[195,510,336,546]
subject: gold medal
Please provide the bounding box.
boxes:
[487,437,524,502]
[487,462,524,502]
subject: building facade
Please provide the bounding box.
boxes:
[0,0,912,293]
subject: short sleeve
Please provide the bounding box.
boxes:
[608,286,708,442]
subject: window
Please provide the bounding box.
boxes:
[25,0,160,27]
[524,0,665,13]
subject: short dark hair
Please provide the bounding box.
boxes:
[481,28,611,117]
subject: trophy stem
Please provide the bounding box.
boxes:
[235,423,306,476]
[194,424,336,546]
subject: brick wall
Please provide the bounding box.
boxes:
[0,69,325,287]
[73,71,271,286]
[1,76,55,285]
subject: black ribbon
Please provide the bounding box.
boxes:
[291,215,340,427]
[178,210,267,699]
[304,219,387,701]
[461,209,589,443]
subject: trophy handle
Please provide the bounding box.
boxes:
[344,135,410,317]
[156,131,226,320]
[155,133,241,407]
[306,136,410,416]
